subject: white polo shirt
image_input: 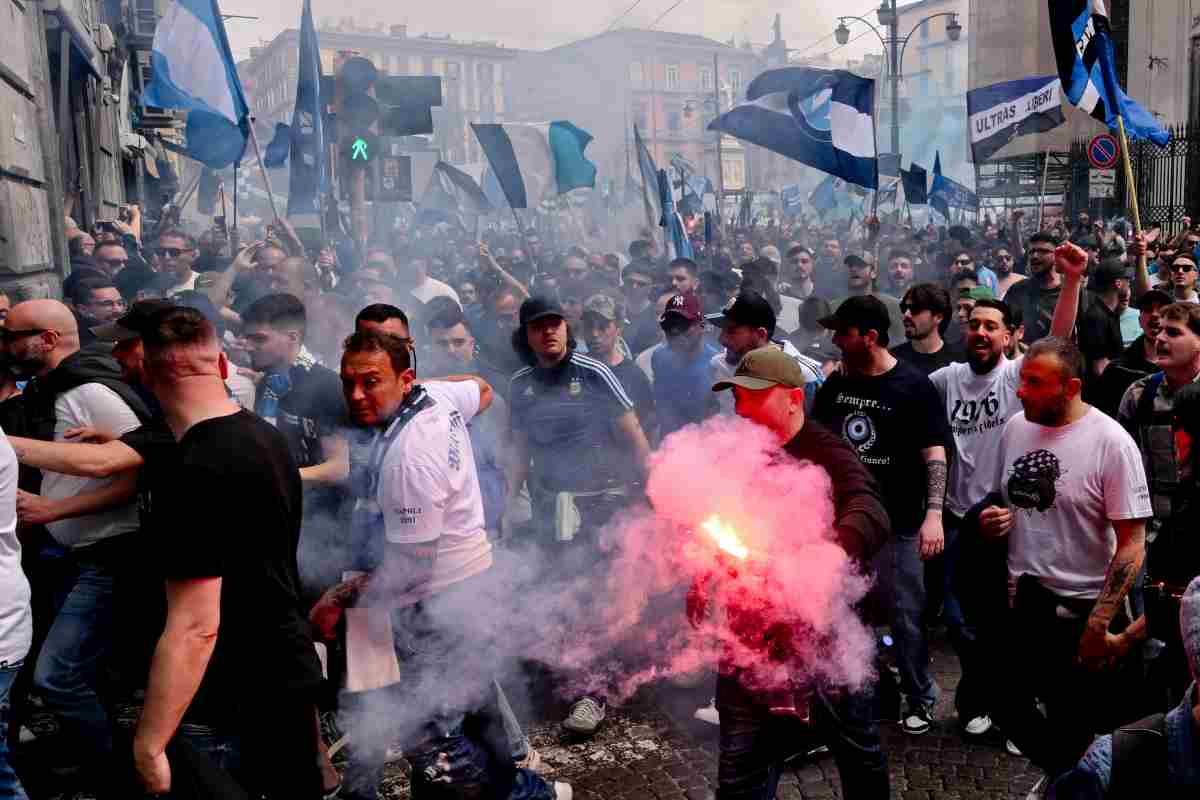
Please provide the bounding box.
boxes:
[377,381,492,594]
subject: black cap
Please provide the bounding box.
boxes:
[844,254,870,269]
[519,296,566,327]
[1087,257,1133,291]
[705,289,776,333]
[1137,287,1173,310]
[92,299,176,342]
[818,295,892,338]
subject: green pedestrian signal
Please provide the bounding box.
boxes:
[351,138,369,161]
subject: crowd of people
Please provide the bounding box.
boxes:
[0,200,1198,800]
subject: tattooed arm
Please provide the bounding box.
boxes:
[918,446,947,560]
[1078,518,1146,668]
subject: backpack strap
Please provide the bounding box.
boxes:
[1109,712,1167,799]
[1135,372,1167,426]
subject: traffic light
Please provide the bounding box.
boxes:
[375,76,442,137]
[337,56,379,167]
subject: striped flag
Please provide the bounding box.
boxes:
[470,122,597,209]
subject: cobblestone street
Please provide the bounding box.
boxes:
[367,631,1045,800]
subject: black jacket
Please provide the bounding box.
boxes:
[783,420,890,565]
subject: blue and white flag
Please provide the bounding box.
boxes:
[470,122,597,209]
[929,152,978,220]
[1048,0,1170,146]
[780,184,804,216]
[708,66,878,189]
[287,0,326,215]
[809,174,844,214]
[658,169,693,261]
[967,75,1065,162]
[142,0,249,169]
[633,125,662,233]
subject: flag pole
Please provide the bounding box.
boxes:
[1115,117,1147,276]
[1036,148,1051,230]
[247,120,281,221]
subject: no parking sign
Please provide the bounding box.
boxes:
[1087,133,1120,169]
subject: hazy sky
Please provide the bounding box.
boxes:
[221,0,879,61]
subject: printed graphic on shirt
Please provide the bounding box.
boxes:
[948,389,1004,436]
[1007,448,1064,512]
[842,412,877,453]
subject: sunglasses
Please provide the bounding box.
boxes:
[158,247,192,259]
[954,259,973,266]
[0,328,46,343]
[1169,263,1196,273]
[898,303,926,314]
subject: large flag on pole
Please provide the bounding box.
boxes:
[470,122,597,209]
[142,0,250,168]
[966,75,1065,162]
[900,162,927,205]
[1048,0,1170,146]
[708,66,878,189]
[658,169,693,260]
[287,0,325,215]
[929,152,978,220]
[633,125,661,233]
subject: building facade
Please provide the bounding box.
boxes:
[238,20,519,167]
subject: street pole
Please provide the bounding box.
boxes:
[713,52,726,232]
[889,0,901,163]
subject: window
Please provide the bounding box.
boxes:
[410,56,423,75]
[629,61,644,85]
[729,68,742,93]
[667,111,681,131]
[920,20,929,40]
[320,49,335,73]
[920,50,929,71]
[666,63,679,89]
[919,74,929,95]
[446,61,461,80]
[700,66,713,90]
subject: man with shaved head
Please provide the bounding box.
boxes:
[2,298,151,792]
[131,306,324,797]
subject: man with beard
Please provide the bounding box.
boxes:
[892,283,964,375]
[1004,232,1088,346]
[69,277,128,332]
[708,289,822,416]
[993,246,1025,299]
[829,255,905,345]
[927,248,1085,742]
[652,293,721,437]
[886,249,916,297]
[1093,289,1172,417]
[1161,252,1200,303]
[975,337,1149,796]
[1117,302,1200,537]
[705,347,891,800]
[582,294,656,441]
[812,296,949,736]
[0,299,151,794]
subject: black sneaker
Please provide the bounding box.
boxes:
[902,704,933,735]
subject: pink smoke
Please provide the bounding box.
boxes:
[555,415,876,700]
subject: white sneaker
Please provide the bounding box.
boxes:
[693,698,720,726]
[963,714,993,736]
[562,697,606,735]
[18,726,35,744]
[1025,776,1047,800]
[1006,739,1024,757]
[553,782,573,800]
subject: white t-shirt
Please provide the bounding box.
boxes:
[42,383,142,549]
[0,428,31,665]
[163,271,199,297]
[378,381,492,595]
[998,408,1151,599]
[929,357,1024,516]
[410,277,461,307]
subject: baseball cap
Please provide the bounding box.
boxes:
[582,293,625,323]
[92,299,176,342]
[1087,257,1132,291]
[964,286,996,302]
[817,295,892,337]
[660,292,703,324]
[712,346,810,392]
[519,296,566,327]
[1137,287,1173,310]
[705,290,776,332]
[844,254,871,269]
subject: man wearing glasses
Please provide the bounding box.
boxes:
[92,241,130,280]
[1163,252,1200,303]
[949,251,999,297]
[155,229,200,297]
[992,247,1025,300]
[69,277,128,332]
[1002,232,1088,346]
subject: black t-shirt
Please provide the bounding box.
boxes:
[260,362,347,471]
[813,360,949,532]
[159,410,321,720]
[1078,297,1124,363]
[890,339,966,376]
[120,415,178,533]
[609,357,656,440]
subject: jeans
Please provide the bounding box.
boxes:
[941,517,988,722]
[715,672,888,800]
[341,573,555,800]
[989,575,1139,781]
[31,541,123,779]
[872,529,936,709]
[0,660,28,800]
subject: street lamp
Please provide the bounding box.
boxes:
[835,3,964,169]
